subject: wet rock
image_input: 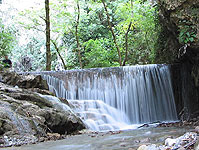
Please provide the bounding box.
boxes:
[0,82,85,147]
[30,88,55,96]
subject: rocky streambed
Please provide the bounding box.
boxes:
[3,126,199,150]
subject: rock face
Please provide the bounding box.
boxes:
[157,0,199,120]
[157,0,199,54]
[0,81,85,147]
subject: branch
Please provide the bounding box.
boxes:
[51,39,67,70]
[101,0,122,66]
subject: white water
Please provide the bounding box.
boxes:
[69,100,138,131]
[42,65,178,131]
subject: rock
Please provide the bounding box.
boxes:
[195,126,199,133]
[0,82,85,147]
[30,88,55,96]
[0,138,4,144]
[195,139,199,150]
[137,145,148,150]
[137,144,159,150]
[47,133,61,140]
[137,132,198,150]
[157,0,199,121]
[120,142,128,147]
[165,138,177,146]
[0,71,49,90]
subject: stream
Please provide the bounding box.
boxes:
[4,127,192,150]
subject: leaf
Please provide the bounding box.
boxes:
[189,37,194,42]
[186,32,190,37]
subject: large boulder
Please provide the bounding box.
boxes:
[0,82,85,147]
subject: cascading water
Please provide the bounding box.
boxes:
[69,100,134,131]
[41,64,178,131]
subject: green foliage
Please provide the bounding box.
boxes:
[62,0,160,68]
[83,38,119,68]
[178,22,196,44]
[0,19,16,57]
[3,0,161,70]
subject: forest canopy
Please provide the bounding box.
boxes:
[0,0,160,71]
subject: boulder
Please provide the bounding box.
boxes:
[0,71,49,90]
[0,82,85,147]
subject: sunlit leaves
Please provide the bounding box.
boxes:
[0,19,16,56]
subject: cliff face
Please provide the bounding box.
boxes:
[157,0,199,119]
[158,0,199,48]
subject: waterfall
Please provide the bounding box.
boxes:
[69,100,134,131]
[42,64,178,129]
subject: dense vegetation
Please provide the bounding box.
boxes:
[1,0,161,71]
[0,19,16,56]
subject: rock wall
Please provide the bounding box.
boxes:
[157,0,199,119]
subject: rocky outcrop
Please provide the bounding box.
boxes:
[157,0,199,52]
[0,82,85,147]
[0,71,49,90]
[157,0,199,120]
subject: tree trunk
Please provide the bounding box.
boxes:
[101,0,122,66]
[45,0,51,71]
[51,40,67,70]
[123,0,134,66]
[75,0,83,69]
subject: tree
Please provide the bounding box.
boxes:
[101,0,122,66]
[13,0,160,70]
[0,19,16,57]
[75,0,83,68]
[45,0,51,71]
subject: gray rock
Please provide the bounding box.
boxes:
[0,71,49,90]
[0,82,85,147]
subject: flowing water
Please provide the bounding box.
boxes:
[69,100,135,131]
[40,64,178,131]
[4,127,192,150]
